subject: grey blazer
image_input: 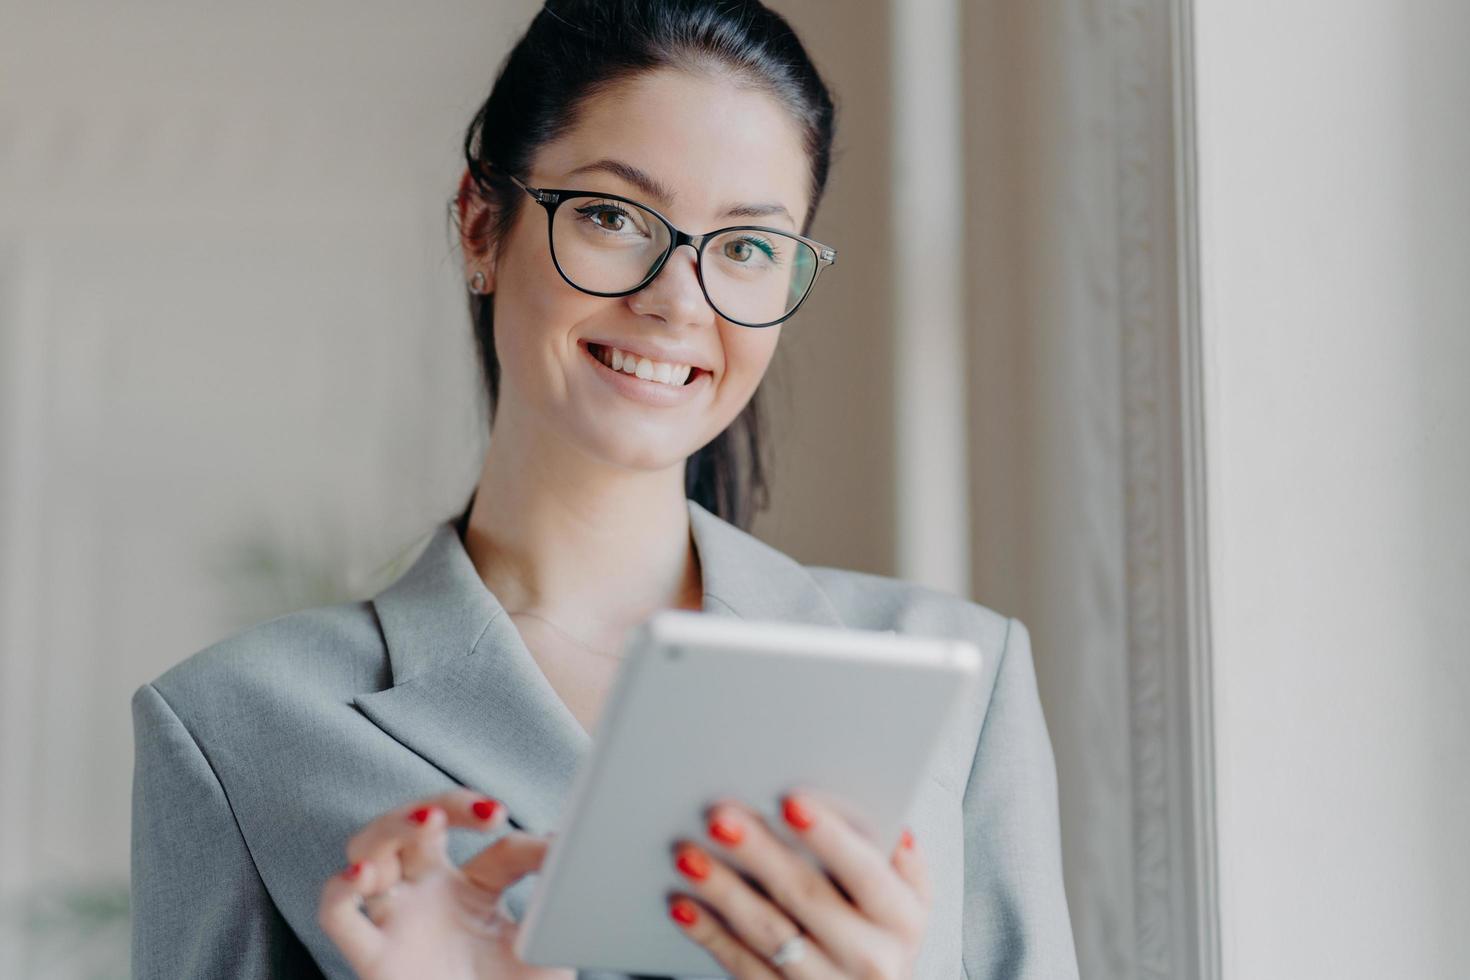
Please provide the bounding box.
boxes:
[130,498,1080,979]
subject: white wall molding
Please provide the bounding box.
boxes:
[962,1,1220,976]
[891,0,972,595]
[1114,0,1218,977]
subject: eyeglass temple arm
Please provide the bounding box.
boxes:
[499,168,559,204]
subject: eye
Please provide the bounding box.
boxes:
[723,235,777,263]
[574,201,648,236]
[590,208,626,231]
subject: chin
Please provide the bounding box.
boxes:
[574,423,699,473]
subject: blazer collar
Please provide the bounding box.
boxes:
[354,498,844,833]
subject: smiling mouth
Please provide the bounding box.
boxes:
[585,342,707,386]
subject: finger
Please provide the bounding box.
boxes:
[346,787,508,865]
[343,790,507,900]
[399,804,450,881]
[342,803,440,893]
[702,801,883,962]
[667,894,782,980]
[317,861,385,972]
[670,841,843,979]
[461,830,553,893]
[779,792,925,938]
[891,826,932,910]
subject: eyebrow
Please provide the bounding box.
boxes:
[565,157,796,227]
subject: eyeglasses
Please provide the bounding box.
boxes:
[493,166,837,328]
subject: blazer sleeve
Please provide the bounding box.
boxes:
[961,616,1081,979]
[130,682,323,979]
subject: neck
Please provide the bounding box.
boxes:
[461,409,704,636]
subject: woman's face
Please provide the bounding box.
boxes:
[460,68,811,473]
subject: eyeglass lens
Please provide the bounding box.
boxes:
[550,196,818,326]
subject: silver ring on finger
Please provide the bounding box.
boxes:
[357,882,400,920]
[768,931,808,968]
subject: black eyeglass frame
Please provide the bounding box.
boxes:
[496,168,837,328]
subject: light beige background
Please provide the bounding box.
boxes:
[3,1,1467,978]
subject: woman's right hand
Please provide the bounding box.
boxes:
[317,787,574,980]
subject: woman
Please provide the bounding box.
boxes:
[129,2,1079,978]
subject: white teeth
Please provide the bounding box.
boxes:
[593,344,694,388]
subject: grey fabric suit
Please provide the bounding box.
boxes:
[130,498,1080,979]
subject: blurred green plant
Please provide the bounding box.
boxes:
[2,875,131,979]
[205,521,429,628]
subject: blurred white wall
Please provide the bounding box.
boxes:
[1196,1,1470,976]
[0,2,532,972]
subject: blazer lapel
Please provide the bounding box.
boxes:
[353,498,846,834]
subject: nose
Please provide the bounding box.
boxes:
[627,243,714,327]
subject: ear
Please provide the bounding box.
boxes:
[455,168,499,293]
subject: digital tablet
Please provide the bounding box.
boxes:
[512,608,982,977]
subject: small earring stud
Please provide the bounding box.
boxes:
[469,271,487,294]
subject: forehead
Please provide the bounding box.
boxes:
[532,68,811,228]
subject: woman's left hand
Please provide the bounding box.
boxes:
[666,793,930,978]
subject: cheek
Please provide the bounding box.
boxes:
[715,326,780,398]
[492,248,594,391]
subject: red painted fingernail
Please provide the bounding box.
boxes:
[782,795,814,830]
[707,814,744,846]
[900,827,915,850]
[408,806,436,825]
[669,897,698,926]
[343,861,364,880]
[472,798,501,821]
[675,845,710,881]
